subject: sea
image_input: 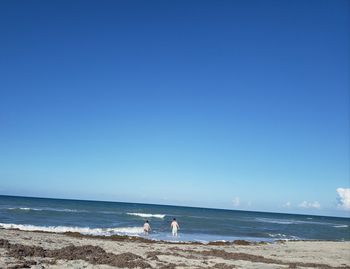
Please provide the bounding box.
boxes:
[0,195,349,243]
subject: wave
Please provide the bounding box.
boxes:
[267,233,299,240]
[0,223,144,236]
[334,225,348,228]
[8,207,34,211]
[100,211,118,214]
[255,218,345,226]
[126,212,165,219]
[255,218,296,225]
[7,207,87,213]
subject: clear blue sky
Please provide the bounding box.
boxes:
[0,0,349,217]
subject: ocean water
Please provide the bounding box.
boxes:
[0,195,349,242]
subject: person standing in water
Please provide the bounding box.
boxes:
[170,218,179,237]
[143,220,151,235]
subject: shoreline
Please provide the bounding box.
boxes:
[3,227,349,246]
[1,228,349,269]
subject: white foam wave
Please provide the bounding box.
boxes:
[334,225,348,228]
[267,233,299,240]
[268,233,287,238]
[7,207,86,213]
[8,207,33,211]
[0,223,144,236]
[127,212,165,219]
[255,218,296,225]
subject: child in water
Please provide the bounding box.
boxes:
[170,218,179,236]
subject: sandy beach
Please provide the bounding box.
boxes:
[0,229,349,269]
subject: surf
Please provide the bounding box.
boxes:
[0,223,144,236]
[126,212,166,219]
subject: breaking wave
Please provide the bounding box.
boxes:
[334,225,348,228]
[7,207,87,213]
[126,212,165,219]
[0,223,144,236]
[255,218,296,225]
[267,233,299,240]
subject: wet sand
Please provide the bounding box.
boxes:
[0,228,349,269]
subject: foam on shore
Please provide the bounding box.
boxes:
[0,223,144,236]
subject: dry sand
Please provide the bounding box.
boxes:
[0,228,349,269]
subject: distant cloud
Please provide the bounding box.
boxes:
[298,201,320,209]
[336,188,350,210]
[283,202,291,208]
[232,197,240,207]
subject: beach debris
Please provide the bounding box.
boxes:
[0,239,151,268]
